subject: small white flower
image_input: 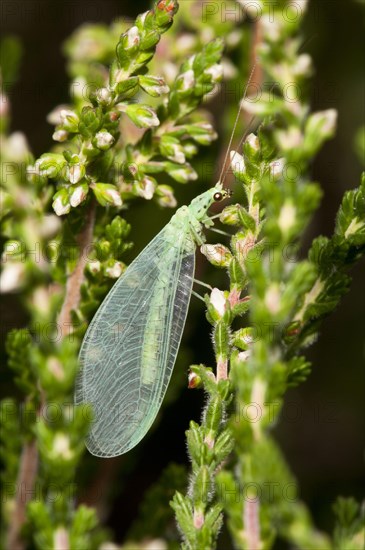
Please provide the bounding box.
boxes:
[68,164,84,185]
[52,434,73,459]
[53,196,70,216]
[200,244,232,267]
[52,129,68,142]
[278,201,296,233]
[46,104,71,125]
[265,283,281,314]
[293,54,312,76]
[230,150,245,175]
[176,33,196,52]
[276,127,303,150]
[205,64,223,82]
[53,528,69,550]
[312,109,337,136]
[238,350,251,362]
[269,158,285,179]
[170,144,185,164]
[95,130,115,150]
[48,357,65,381]
[144,540,168,550]
[31,287,51,314]
[125,26,140,49]
[261,14,282,42]
[163,61,179,82]
[105,187,122,206]
[60,109,78,128]
[156,186,177,208]
[178,69,195,91]
[70,185,87,207]
[6,132,30,161]
[138,110,160,128]
[88,260,101,274]
[137,177,156,200]
[246,133,260,152]
[97,87,113,104]
[210,288,226,317]
[40,215,62,238]
[105,261,123,278]
[0,262,25,293]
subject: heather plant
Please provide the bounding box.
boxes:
[1,1,364,549]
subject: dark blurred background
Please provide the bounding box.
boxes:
[1,0,364,547]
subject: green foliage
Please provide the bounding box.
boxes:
[332,497,365,550]
[1,0,364,549]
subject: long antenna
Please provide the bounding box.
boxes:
[220,114,256,186]
[218,62,257,184]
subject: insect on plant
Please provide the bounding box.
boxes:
[74,59,256,458]
[75,184,231,457]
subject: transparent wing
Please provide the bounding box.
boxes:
[75,225,195,457]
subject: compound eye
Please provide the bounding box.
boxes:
[213,191,223,201]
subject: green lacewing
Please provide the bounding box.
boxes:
[75,60,256,457]
[75,183,229,457]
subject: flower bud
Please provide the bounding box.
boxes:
[306,109,337,140]
[96,87,113,105]
[276,127,303,151]
[67,162,85,185]
[36,153,67,179]
[186,123,217,145]
[59,109,79,132]
[293,53,312,77]
[3,132,30,162]
[88,260,101,275]
[47,104,71,125]
[200,243,232,267]
[219,204,240,225]
[104,261,123,278]
[156,185,177,208]
[92,183,122,207]
[205,63,223,82]
[159,136,185,164]
[54,528,69,550]
[52,129,69,142]
[243,133,260,161]
[139,75,169,97]
[52,433,73,459]
[278,200,296,233]
[176,69,195,92]
[232,327,254,350]
[188,370,202,389]
[0,262,26,293]
[53,188,71,216]
[269,158,285,180]
[123,26,140,51]
[164,162,197,183]
[265,283,281,315]
[209,288,227,319]
[135,176,156,200]
[70,183,88,207]
[120,103,160,128]
[94,130,115,151]
[230,150,246,179]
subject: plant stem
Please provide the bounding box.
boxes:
[58,200,96,338]
[7,438,38,550]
